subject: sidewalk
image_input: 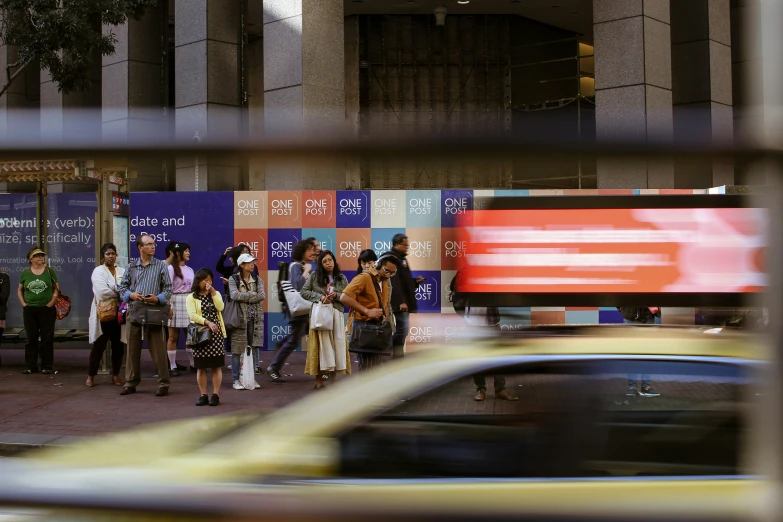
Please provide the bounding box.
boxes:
[0,343,327,454]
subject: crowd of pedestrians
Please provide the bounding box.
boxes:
[0,232,431,407]
[3,232,737,406]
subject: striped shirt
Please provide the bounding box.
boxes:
[118,257,173,305]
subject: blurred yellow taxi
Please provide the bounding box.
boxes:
[0,326,768,521]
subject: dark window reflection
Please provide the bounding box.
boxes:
[338,361,748,479]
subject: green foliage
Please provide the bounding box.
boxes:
[0,0,158,94]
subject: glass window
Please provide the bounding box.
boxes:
[337,359,749,480]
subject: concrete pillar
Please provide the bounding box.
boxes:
[671,0,733,188]
[262,0,346,190]
[102,7,163,140]
[0,46,39,140]
[593,0,674,189]
[175,0,241,191]
[731,0,763,185]
[246,0,265,190]
[40,50,102,142]
[102,6,167,191]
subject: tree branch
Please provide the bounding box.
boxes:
[0,58,31,99]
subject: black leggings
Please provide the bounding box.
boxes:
[88,319,125,376]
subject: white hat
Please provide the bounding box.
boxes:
[237,253,257,265]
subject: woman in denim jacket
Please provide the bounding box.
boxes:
[301,250,350,389]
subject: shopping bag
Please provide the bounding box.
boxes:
[240,346,260,390]
[310,302,334,331]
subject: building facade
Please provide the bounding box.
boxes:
[0,0,754,194]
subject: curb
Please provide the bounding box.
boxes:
[0,434,81,457]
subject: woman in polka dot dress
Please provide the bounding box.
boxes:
[186,268,227,407]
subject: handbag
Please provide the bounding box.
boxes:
[310,301,334,331]
[222,275,243,333]
[96,298,118,322]
[280,279,312,317]
[186,322,212,347]
[48,268,71,320]
[118,301,128,325]
[349,319,393,354]
[348,274,392,354]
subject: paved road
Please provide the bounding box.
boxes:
[0,343,328,449]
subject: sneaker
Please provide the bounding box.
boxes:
[233,380,245,390]
[639,386,660,397]
[195,394,209,406]
[266,366,284,383]
[626,386,638,396]
[209,394,220,406]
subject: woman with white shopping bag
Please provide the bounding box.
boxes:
[300,250,350,389]
[229,253,265,390]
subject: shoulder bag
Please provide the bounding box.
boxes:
[348,273,393,354]
[280,274,313,317]
[48,268,71,320]
[222,275,242,333]
[96,297,118,322]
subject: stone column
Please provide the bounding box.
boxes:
[671,0,733,188]
[593,0,674,189]
[262,0,345,190]
[0,46,39,140]
[102,8,163,141]
[175,0,241,191]
[102,7,166,191]
[40,51,102,142]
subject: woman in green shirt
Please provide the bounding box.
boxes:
[17,247,59,374]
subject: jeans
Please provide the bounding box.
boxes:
[392,311,409,359]
[474,374,506,393]
[23,305,56,370]
[232,349,259,381]
[88,319,124,376]
[624,316,661,387]
[270,317,309,373]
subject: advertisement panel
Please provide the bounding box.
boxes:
[0,193,40,328]
[459,196,765,307]
[130,191,235,294]
[45,192,98,331]
[118,189,724,347]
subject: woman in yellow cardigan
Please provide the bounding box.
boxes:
[186,268,227,407]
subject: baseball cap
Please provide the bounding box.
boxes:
[237,253,257,265]
[27,248,45,260]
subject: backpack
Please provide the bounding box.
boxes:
[449,272,468,317]
[276,261,290,306]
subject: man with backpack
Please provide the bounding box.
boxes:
[267,239,316,382]
[450,270,517,402]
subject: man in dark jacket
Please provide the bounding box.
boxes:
[389,234,425,359]
[618,307,661,397]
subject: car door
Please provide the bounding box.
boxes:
[296,355,758,522]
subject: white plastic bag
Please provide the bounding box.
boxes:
[310,302,334,331]
[240,346,260,390]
